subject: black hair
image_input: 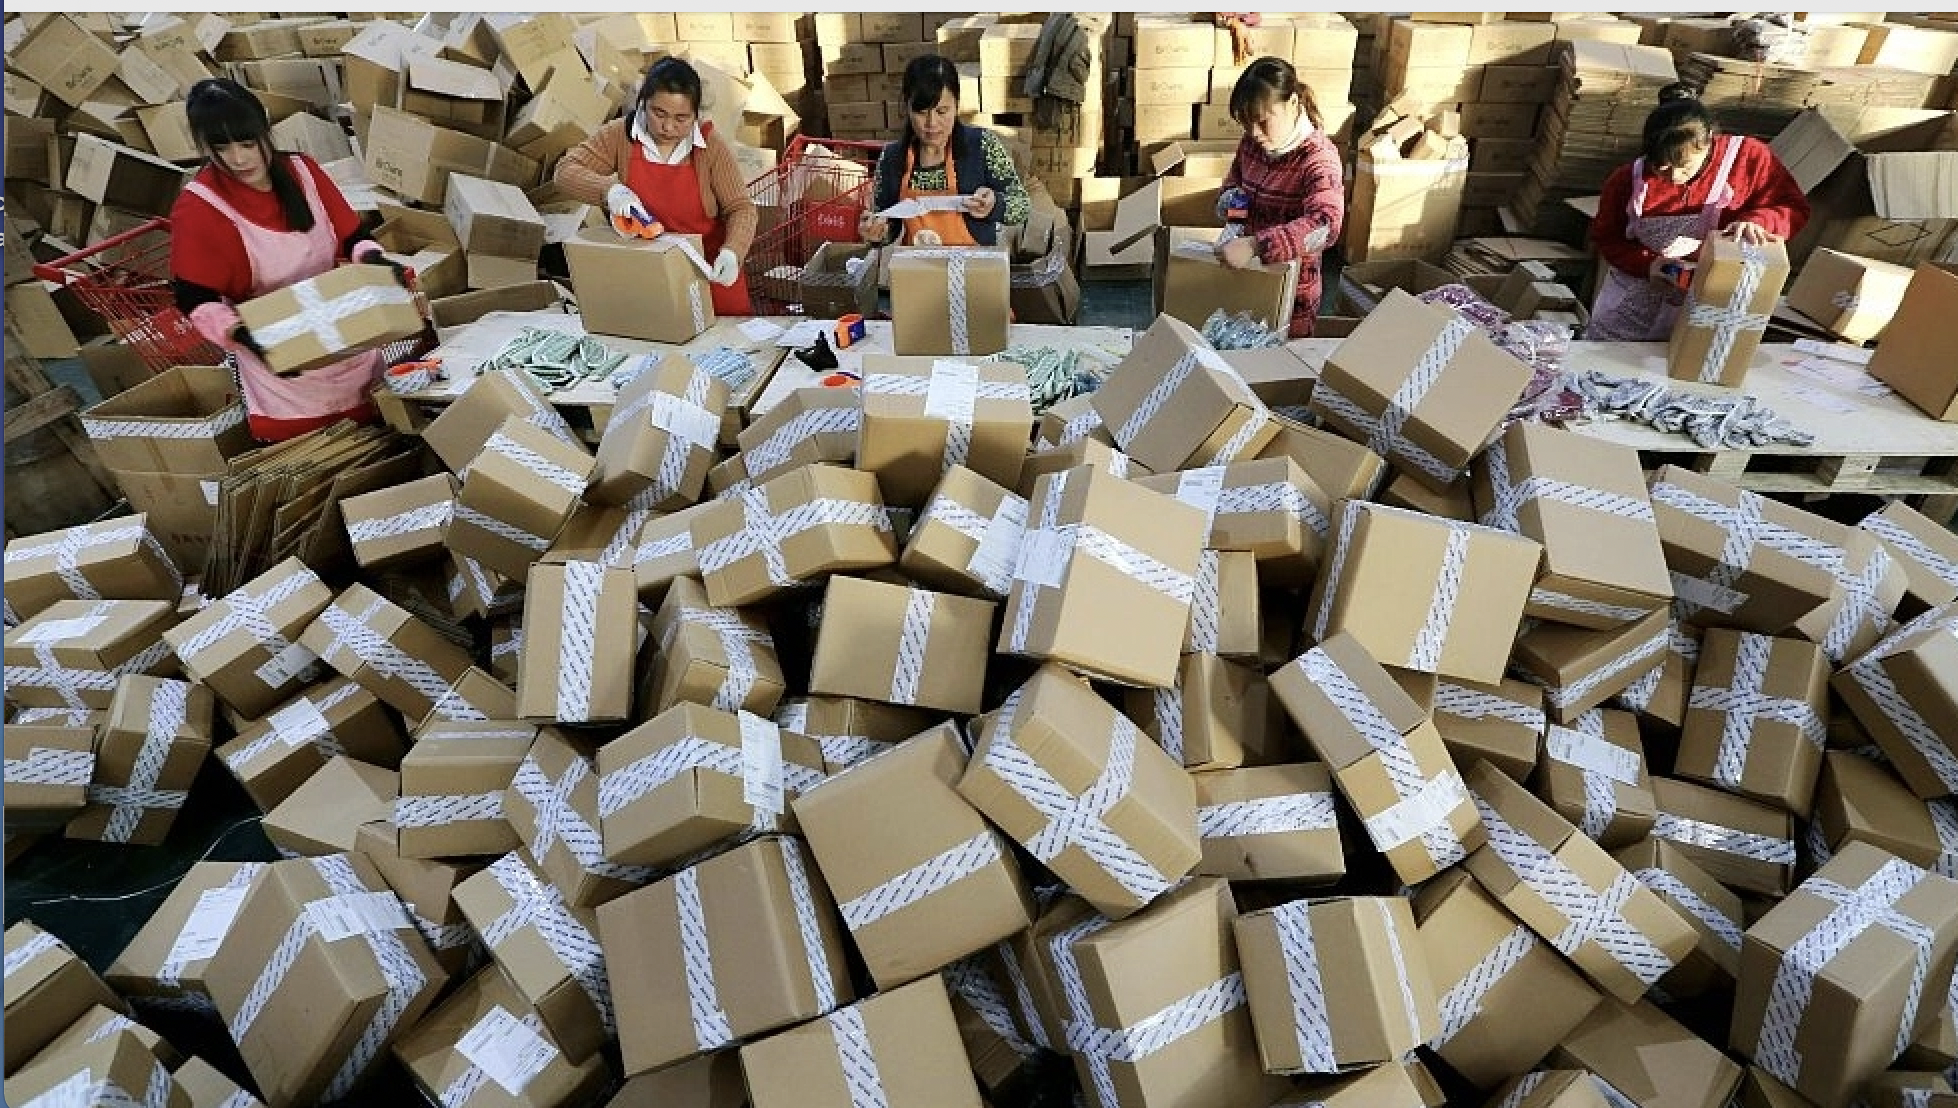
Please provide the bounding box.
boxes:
[637,56,704,114]
[1643,82,1716,168]
[899,54,962,150]
[186,77,312,232]
[1230,56,1323,133]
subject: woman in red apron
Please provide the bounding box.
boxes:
[171,79,406,442]
[858,55,1030,249]
[1586,83,1810,341]
[555,58,756,316]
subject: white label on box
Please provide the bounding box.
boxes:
[456,1005,557,1097]
[21,1071,96,1108]
[647,392,721,449]
[1012,530,1072,589]
[739,711,785,818]
[1785,384,1861,416]
[15,614,110,645]
[1671,572,1747,615]
[304,891,412,942]
[267,697,331,747]
[924,359,981,420]
[166,886,252,968]
[1174,467,1227,531]
[253,641,317,688]
[1362,768,1467,851]
[201,480,220,507]
[968,497,1028,588]
[1545,726,1640,786]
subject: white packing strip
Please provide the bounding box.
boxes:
[82,1013,138,1044]
[1472,792,1677,986]
[1117,348,1201,447]
[1150,685,1185,765]
[1410,525,1472,672]
[159,864,264,987]
[1216,478,1331,540]
[1756,857,1935,1089]
[1310,500,1366,643]
[1529,588,1652,625]
[675,607,770,712]
[1861,514,1958,589]
[315,597,455,709]
[1633,867,1743,953]
[1931,800,1958,880]
[1186,549,1223,656]
[1211,403,1273,466]
[10,707,93,726]
[944,955,1037,1057]
[1271,900,1339,1072]
[595,730,821,825]
[249,278,415,350]
[4,746,94,787]
[1542,624,1671,716]
[838,831,1003,931]
[1478,438,1656,536]
[553,561,606,722]
[394,790,505,828]
[1648,482,1844,621]
[91,679,194,843]
[384,365,434,395]
[175,566,323,686]
[1429,924,1537,1047]
[1841,622,1958,795]
[1831,290,1861,312]
[601,508,654,569]
[902,248,1002,355]
[778,836,840,1014]
[698,488,891,590]
[1652,812,1796,865]
[829,1003,891,1108]
[479,852,613,1035]
[888,588,937,706]
[1690,632,1825,791]
[816,734,881,771]
[1498,1072,1550,1108]
[4,930,62,978]
[511,752,656,884]
[346,500,453,547]
[1685,242,1772,383]
[3,523,155,601]
[635,528,695,573]
[1197,793,1338,838]
[1057,405,1103,447]
[1822,545,1898,665]
[1433,682,1547,732]
[1373,898,1425,1052]
[675,865,734,1050]
[455,503,551,553]
[83,402,245,441]
[745,405,860,478]
[1297,647,1466,868]
[998,940,1054,1051]
[224,681,359,771]
[1310,357,1463,487]
[480,430,587,498]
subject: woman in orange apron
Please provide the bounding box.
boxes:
[555,57,757,315]
[858,55,1030,249]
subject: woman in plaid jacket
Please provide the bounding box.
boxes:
[1216,57,1346,338]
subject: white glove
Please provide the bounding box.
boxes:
[606,183,651,225]
[710,248,740,287]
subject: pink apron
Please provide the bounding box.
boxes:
[1585,136,1744,342]
[182,163,386,423]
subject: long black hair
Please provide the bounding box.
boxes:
[899,54,963,153]
[185,78,312,232]
[1643,82,1716,168]
[636,56,704,117]
[1230,56,1324,133]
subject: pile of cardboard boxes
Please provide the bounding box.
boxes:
[813,13,942,145]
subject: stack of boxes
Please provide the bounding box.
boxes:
[973,16,1108,208]
[816,13,944,144]
[1513,38,1680,238]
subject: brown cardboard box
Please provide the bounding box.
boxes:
[2,515,183,624]
[1348,142,1470,263]
[64,675,212,845]
[421,668,520,731]
[959,664,1200,919]
[624,502,711,605]
[445,174,544,290]
[793,724,1035,989]
[1614,612,1703,721]
[808,576,995,714]
[541,503,646,568]
[261,755,397,856]
[105,860,265,1013]
[736,387,861,485]
[175,1057,263,1108]
[370,203,466,301]
[1134,19,1218,67]
[1414,868,1603,1089]
[363,105,539,206]
[1280,1061,1441,1106]
[299,583,475,723]
[1187,549,1264,661]
[1513,607,1676,724]
[1484,1071,1611,1108]
[504,70,611,164]
[1257,414,1390,502]
[1813,750,1956,872]
[514,562,635,724]
[2,920,126,1073]
[1668,237,1791,387]
[393,724,528,859]
[1192,764,1343,883]
[1533,707,1655,850]
[1472,422,1673,630]
[771,697,938,775]
[741,975,982,1108]
[9,15,120,108]
[858,355,1033,508]
[641,575,785,718]
[889,248,1011,357]
[1093,313,1279,473]
[450,415,595,581]
[420,366,576,477]
[164,558,332,719]
[399,56,506,142]
[2,599,176,710]
[1613,838,1745,999]
[1731,842,1958,1108]
[4,1032,185,1108]
[598,834,854,1076]
[1861,502,1958,618]
[1650,776,1797,897]
[1648,465,1841,634]
[1138,457,1331,588]
[1312,289,1535,491]
[392,963,611,1108]
[595,702,825,870]
[1550,998,1743,1108]
[1434,676,1546,783]
[202,853,447,1108]
[1157,227,1302,335]
[1306,501,1541,684]
[1832,604,1958,799]
[36,1004,180,1069]
[1772,110,1958,271]
[1271,632,1484,885]
[3,716,96,833]
[340,474,456,571]
[694,464,896,608]
[798,241,881,320]
[902,465,1028,600]
[79,365,249,476]
[1127,653,1287,771]
[1787,248,1917,344]
[1462,761,1699,1005]
[235,264,423,376]
[1870,264,1958,421]
[1481,63,1560,102]
[1017,438,1150,495]
[999,464,1206,688]
[1676,630,1830,816]
[1235,896,1438,1074]
[1218,344,1318,413]
[218,678,404,810]
[352,820,484,975]
[506,728,655,908]
[452,851,614,1064]
[561,227,715,343]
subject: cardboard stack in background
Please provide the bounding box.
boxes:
[814,13,942,144]
[973,15,1109,211]
[1512,38,1679,240]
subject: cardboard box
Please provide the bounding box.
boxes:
[420,365,576,477]
[1433,676,1545,783]
[694,464,896,608]
[1549,998,1743,1108]
[1649,465,1842,633]
[1531,706,1654,850]
[1255,414,1389,503]
[217,677,404,810]
[1271,632,1485,885]
[3,717,96,834]
[1813,750,1957,873]
[514,562,635,724]
[1676,630,1830,816]
[340,474,456,572]
[889,248,1011,357]
[396,55,506,141]
[4,1031,185,1108]
[639,576,784,718]
[2,920,126,1073]
[792,724,1034,989]
[1772,110,1958,270]
[235,263,422,376]
[1140,457,1332,588]
[1861,502,1958,618]
[1348,140,1470,263]
[37,1003,180,1070]
[1650,776,1797,897]
[450,415,595,581]
[444,174,544,290]
[504,728,655,909]
[392,963,610,1108]
[596,834,854,1077]
[808,576,996,715]
[2,599,176,710]
[902,465,1028,601]
[1127,652,1286,771]
[623,502,709,606]
[1156,226,1302,335]
[1787,248,1917,344]
[1871,263,1958,421]
[1857,21,1958,73]
[63,675,211,845]
[797,241,880,320]
[1135,19,1218,68]
[451,851,614,1064]
[1668,237,1790,387]
[1731,842,1958,1108]
[299,583,475,723]
[1512,607,1674,724]
[261,753,398,856]
[737,386,862,485]
[105,859,265,1013]
[80,365,248,476]
[1613,838,1745,999]
[9,15,119,108]
[2,515,183,624]
[772,696,939,776]
[363,105,539,207]
[369,202,466,301]
[1235,896,1438,1074]
[1833,604,1958,799]
[858,355,1032,509]
[202,854,447,1108]
[977,23,1044,74]
[1191,763,1342,883]
[1312,288,1534,491]
[740,975,981,1108]
[562,228,716,344]
[174,1057,263,1108]
[393,725,527,859]
[163,558,331,720]
[1094,313,1279,474]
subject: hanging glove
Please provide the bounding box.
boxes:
[188,300,265,360]
[607,183,659,238]
[349,239,414,289]
[710,248,741,287]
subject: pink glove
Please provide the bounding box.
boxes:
[188,301,263,358]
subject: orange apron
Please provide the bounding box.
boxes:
[899,145,977,248]
[626,124,753,316]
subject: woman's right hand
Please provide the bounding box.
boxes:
[1648,256,1691,287]
[858,212,889,243]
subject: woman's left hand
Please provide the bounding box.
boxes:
[964,187,996,219]
[1217,235,1259,270]
[1724,221,1775,245]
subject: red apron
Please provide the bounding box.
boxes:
[626,125,752,316]
[898,145,977,248]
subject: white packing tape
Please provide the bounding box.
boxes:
[1150,685,1185,765]
[1823,544,1897,665]
[675,864,734,1050]
[829,1003,891,1108]
[1311,500,1365,643]
[1541,624,1671,716]
[1690,631,1825,792]
[1651,812,1796,866]
[1186,549,1222,656]
[1861,514,1958,589]
[1841,623,1958,795]
[346,501,453,547]
[479,852,613,1035]
[5,746,94,787]
[1685,242,1772,383]
[553,561,606,723]
[511,751,657,885]
[1433,682,1547,732]
[250,278,415,351]
[1430,924,1536,1048]
[4,931,62,978]
[945,955,1036,1057]
[1410,525,1471,672]
[394,790,505,828]
[838,831,1002,933]
[83,403,245,442]
[1633,867,1743,953]
[1271,900,1339,1072]
[745,405,860,478]
[1648,482,1844,622]
[889,588,937,706]
[1197,793,1339,838]
[90,679,194,843]
[480,430,587,498]
[1529,587,1651,625]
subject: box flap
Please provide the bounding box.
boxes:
[1773,108,1860,193]
[406,55,505,102]
[1109,177,1164,254]
[1868,148,1958,219]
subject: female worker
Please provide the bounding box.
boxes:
[1216,57,1346,338]
[858,54,1030,248]
[555,56,757,315]
[171,78,407,442]
[1586,82,1810,341]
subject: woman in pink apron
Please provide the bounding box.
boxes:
[171,78,406,442]
[1586,83,1810,341]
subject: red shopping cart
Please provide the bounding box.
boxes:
[742,135,886,317]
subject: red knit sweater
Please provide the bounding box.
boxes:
[1591,135,1810,278]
